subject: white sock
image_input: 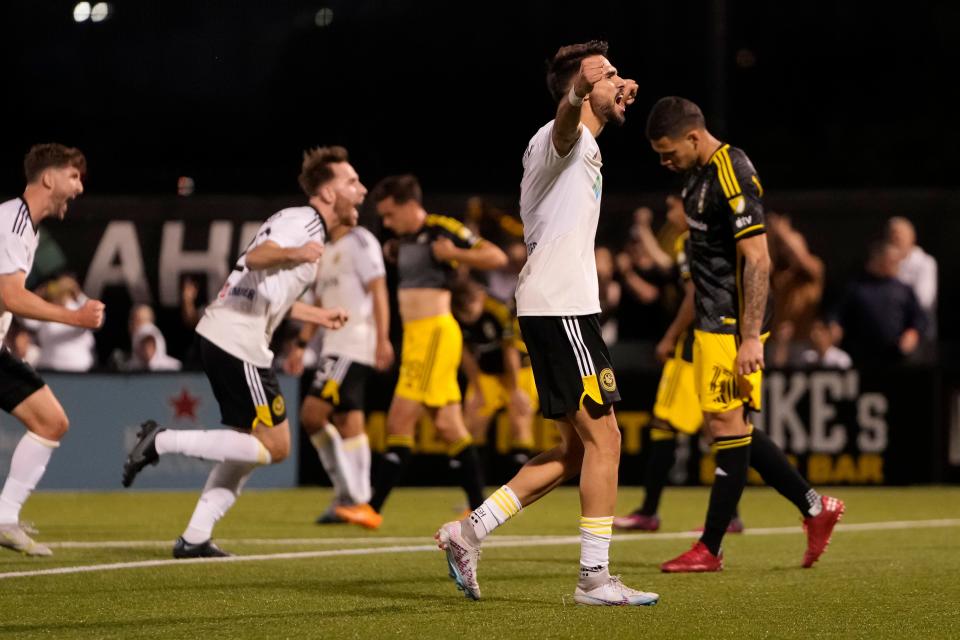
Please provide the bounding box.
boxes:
[155,430,271,465]
[0,433,59,525]
[310,425,352,503]
[343,433,372,504]
[464,485,522,544]
[805,489,823,516]
[579,516,614,583]
[182,461,257,544]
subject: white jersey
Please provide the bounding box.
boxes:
[196,206,325,367]
[0,198,40,341]
[314,226,385,366]
[516,120,603,316]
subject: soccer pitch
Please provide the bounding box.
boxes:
[1,486,959,639]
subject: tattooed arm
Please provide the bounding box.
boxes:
[736,234,771,375]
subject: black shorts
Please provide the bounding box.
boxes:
[518,314,621,420]
[306,355,372,413]
[0,348,45,413]
[199,336,287,430]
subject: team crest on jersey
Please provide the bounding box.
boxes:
[599,368,617,392]
[272,395,285,417]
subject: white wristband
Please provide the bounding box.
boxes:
[567,86,584,107]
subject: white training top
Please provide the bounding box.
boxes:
[196,206,326,368]
[0,198,40,341]
[314,226,386,366]
[515,120,603,316]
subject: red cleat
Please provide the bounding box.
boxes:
[660,541,723,573]
[802,495,844,568]
[613,513,661,531]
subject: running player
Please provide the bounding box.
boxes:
[453,280,537,474]
[288,218,393,524]
[122,146,355,557]
[435,41,659,606]
[645,97,844,572]
[335,175,507,530]
[0,144,104,556]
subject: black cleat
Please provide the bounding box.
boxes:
[173,537,233,559]
[122,420,164,487]
[314,508,345,525]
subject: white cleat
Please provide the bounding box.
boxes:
[0,522,53,557]
[574,576,659,606]
[435,520,481,601]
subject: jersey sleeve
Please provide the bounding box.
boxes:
[522,121,584,174]
[0,231,31,275]
[711,147,766,241]
[262,211,313,249]
[352,229,387,285]
[428,215,480,250]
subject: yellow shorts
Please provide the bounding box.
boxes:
[395,313,462,407]
[465,367,540,418]
[652,357,702,434]
[692,330,769,414]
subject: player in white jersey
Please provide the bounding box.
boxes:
[0,144,104,556]
[436,41,659,606]
[286,223,393,523]
[122,146,358,558]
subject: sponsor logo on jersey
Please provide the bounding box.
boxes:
[685,215,708,231]
[228,286,255,300]
[735,215,754,229]
[600,367,617,392]
[592,175,603,200]
[526,241,537,255]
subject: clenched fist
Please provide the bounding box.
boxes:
[573,56,615,98]
[75,299,105,329]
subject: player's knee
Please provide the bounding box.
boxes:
[38,412,69,441]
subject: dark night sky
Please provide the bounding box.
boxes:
[3,1,958,196]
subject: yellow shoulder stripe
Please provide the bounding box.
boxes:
[483,297,511,327]
[712,146,742,200]
[734,224,765,239]
[426,214,470,239]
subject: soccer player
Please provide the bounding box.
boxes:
[122,146,356,558]
[435,41,660,606]
[645,96,844,572]
[0,144,104,556]
[287,217,394,524]
[614,210,744,533]
[453,280,537,473]
[335,175,507,530]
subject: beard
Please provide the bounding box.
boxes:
[594,99,626,126]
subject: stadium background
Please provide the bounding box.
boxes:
[2,0,958,488]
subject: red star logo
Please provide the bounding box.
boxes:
[170,388,200,420]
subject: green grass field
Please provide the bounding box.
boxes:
[1,486,959,639]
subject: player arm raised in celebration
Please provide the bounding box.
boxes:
[244,240,324,270]
[736,234,771,375]
[552,57,611,155]
[0,272,103,329]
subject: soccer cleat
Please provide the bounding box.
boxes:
[334,503,383,530]
[693,516,745,534]
[315,507,346,524]
[613,513,661,531]
[0,522,52,557]
[122,420,165,488]
[574,576,659,606]
[173,537,233,559]
[660,541,723,573]
[802,495,845,568]
[435,520,481,601]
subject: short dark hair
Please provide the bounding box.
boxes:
[645,96,706,140]
[370,174,422,205]
[24,144,86,183]
[298,146,349,197]
[545,40,609,102]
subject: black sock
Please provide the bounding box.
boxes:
[452,445,486,510]
[640,436,676,516]
[749,427,819,517]
[370,445,412,513]
[700,433,751,556]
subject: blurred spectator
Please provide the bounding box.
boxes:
[767,212,825,367]
[615,236,672,342]
[128,322,182,371]
[464,196,524,249]
[5,320,40,368]
[180,276,203,329]
[487,240,527,303]
[595,247,622,345]
[801,318,852,370]
[887,216,937,336]
[20,275,96,371]
[830,241,924,366]
[629,207,673,271]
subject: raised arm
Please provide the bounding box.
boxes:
[551,56,616,157]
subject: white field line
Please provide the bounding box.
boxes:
[2,518,958,581]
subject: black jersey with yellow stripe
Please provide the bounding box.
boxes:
[680,144,773,335]
[460,296,529,374]
[397,214,480,290]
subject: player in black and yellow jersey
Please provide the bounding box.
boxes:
[453,280,537,473]
[646,97,844,572]
[333,175,506,529]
